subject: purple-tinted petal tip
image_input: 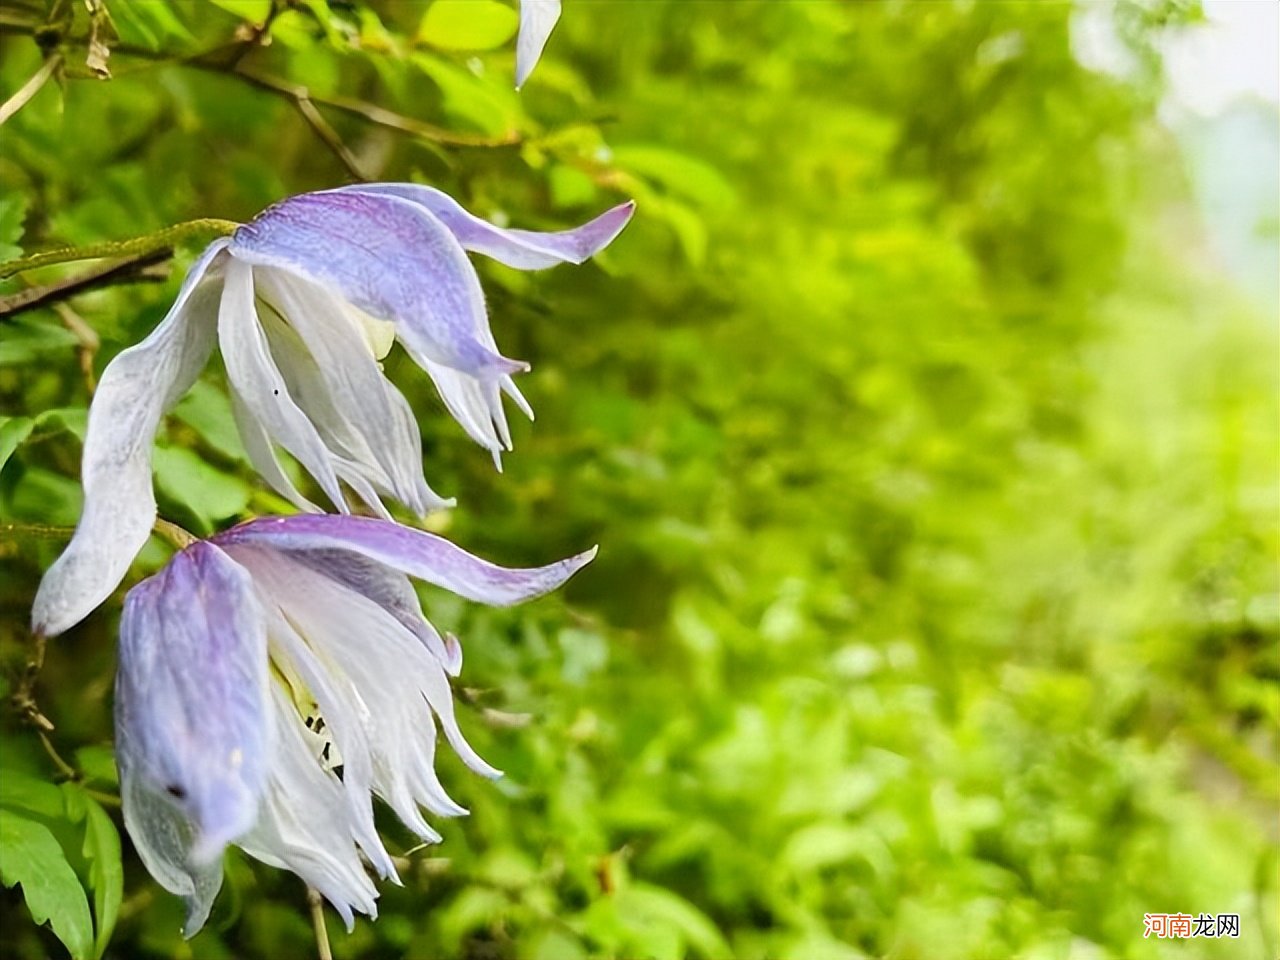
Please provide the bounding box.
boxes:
[215,515,596,607]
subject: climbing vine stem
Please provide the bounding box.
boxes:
[0,217,239,279]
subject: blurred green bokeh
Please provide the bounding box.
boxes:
[1,2,1276,959]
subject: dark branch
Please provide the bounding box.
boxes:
[0,249,172,320]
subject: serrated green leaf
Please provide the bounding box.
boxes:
[0,417,35,472]
[0,810,94,959]
[0,195,28,261]
[419,0,519,51]
[62,786,122,959]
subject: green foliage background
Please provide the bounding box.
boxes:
[1,1,1276,958]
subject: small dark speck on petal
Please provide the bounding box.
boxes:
[273,389,279,396]
[166,784,187,799]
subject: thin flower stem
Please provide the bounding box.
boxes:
[0,218,239,279]
[0,521,75,541]
[0,52,61,126]
[36,730,79,780]
[307,887,333,960]
[153,518,198,550]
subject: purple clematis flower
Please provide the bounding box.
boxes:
[30,185,632,638]
[114,514,595,935]
[516,0,561,88]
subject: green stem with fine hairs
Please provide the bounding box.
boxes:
[0,218,240,279]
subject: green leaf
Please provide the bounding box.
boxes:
[615,883,732,959]
[0,194,28,261]
[35,407,89,443]
[0,319,80,366]
[0,810,94,959]
[419,0,519,51]
[153,444,252,528]
[172,381,247,463]
[412,52,521,135]
[0,770,65,819]
[109,0,194,49]
[62,786,122,960]
[612,145,738,212]
[207,0,272,22]
[73,748,119,789]
[0,416,35,472]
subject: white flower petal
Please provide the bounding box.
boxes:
[516,0,562,89]
[237,685,380,931]
[251,554,485,831]
[31,240,227,636]
[256,267,450,514]
[217,259,348,512]
[228,391,322,513]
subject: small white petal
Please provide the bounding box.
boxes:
[229,392,321,513]
[516,0,562,89]
[256,268,450,514]
[217,259,348,512]
[237,684,381,930]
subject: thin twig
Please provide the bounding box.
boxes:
[292,94,369,181]
[0,248,172,319]
[224,64,520,149]
[0,52,61,125]
[36,730,79,779]
[52,302,100,394]
[0,521,76,541]
[307,887,333,960]
[0,20,522,150]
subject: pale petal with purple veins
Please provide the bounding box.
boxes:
[249,554,480,829]
[30,241,227,637]
[217,259,350,511]
[229,191,527,378]
[216,514,598,607]
[334,184,636,270]
[280,545,457,669]
[255,268,450,514]
[228,391,322,514]
[236,685,381,930]
[516,0,561,89]
[115,542,272,934]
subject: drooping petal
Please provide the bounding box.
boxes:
[228,391,322,514]
[248,553,483,837]
[333,184,635,270]
[516,0,561,89]
[215,514,598,607]
[254,266,451,514]
[30,241,227,637]
[408,348,510,467]
[217,258,350,512]
[236,684,381,931]
[241,577,395,881]
[115,541,272,935]
[229,191,527,378]
[276,545,457,670]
